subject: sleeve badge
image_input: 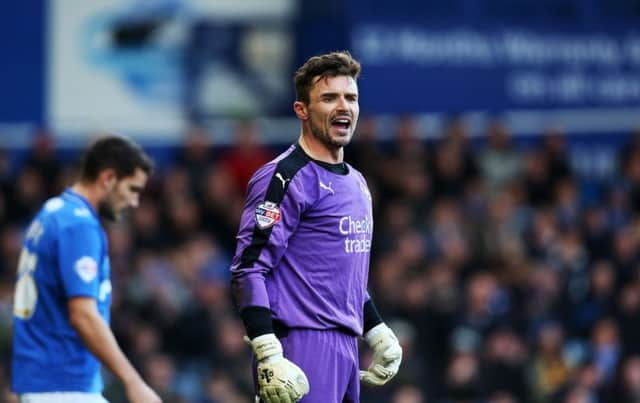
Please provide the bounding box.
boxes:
[74,256,98,283]
[255,201,281,230]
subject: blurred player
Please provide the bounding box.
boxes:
[230,51,402,403]
[11,136,162,403]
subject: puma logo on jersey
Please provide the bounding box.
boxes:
[319,181,334,195]
[359,181,372,201]
[275,172,290,189]
[99,279,112,301]
[74,208,91,217]
[44,198,64,212]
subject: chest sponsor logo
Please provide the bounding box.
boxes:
[74,256,98,283]
[339,215,373,253]
[255,201,281,230]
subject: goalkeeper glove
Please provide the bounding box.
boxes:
[360,323,402,386]
[245,333,310,403]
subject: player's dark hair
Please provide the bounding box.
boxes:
[294,50,361,104]
[79,135,153,182]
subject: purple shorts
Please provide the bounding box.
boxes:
[255,328,360,403]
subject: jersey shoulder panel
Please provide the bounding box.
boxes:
[49,196,100,231]
[27,196,101,252]
[247,145,314,206]
[346,162,366,181]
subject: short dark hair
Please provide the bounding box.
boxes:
[79,135,154,182]
[294,51,361,104]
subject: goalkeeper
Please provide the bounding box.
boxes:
[230,51,402,403]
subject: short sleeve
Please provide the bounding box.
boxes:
[57,223,103,299]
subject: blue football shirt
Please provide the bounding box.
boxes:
[12,188,112,393]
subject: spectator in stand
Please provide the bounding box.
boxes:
[221,119,274,193]
[478,119,521,194]
[24,128,62,194]
[176,124,215,198]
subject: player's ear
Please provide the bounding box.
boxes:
[99,169,117,192]
[293,101,309,121]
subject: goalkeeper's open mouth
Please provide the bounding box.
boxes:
[331,116,352,136]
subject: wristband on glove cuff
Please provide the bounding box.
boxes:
[240,306,274,340]
[363,299,383,334]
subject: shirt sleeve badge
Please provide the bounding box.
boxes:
[74,256,98,283]
[255,201,281,230]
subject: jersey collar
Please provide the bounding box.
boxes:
[294,143,349,175]
[62,188,99,219]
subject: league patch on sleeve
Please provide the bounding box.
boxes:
[74,256,98,283]
[255,201,281,230]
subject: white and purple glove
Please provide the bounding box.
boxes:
[246,333,310,403]
[360,323,403,386]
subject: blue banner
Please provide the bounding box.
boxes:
[351,24,640,113]
[0,1,44,123]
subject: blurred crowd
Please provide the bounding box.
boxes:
[0,117,638,403]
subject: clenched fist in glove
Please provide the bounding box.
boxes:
[360,323,403,386]
[245,333,310,403]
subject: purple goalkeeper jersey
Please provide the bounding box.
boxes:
[230,144,373,335]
